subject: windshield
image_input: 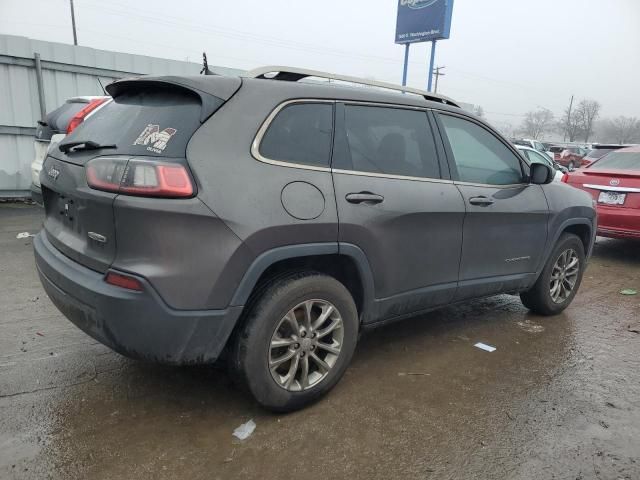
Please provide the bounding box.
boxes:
[590,151,640,170]
[521,148,552,167]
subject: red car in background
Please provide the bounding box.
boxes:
[549,146,588,171]
[563,146,640,239]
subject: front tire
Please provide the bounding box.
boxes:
[229,272,358,412]
[520,233,585,315]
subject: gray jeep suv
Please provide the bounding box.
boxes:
[34,67,596,411]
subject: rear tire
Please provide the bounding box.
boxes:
[520,233,585,316]
[229,271,358,412]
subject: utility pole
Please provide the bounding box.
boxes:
[433,66,446,93]
[564,95,574,142]
[69,0,78,46]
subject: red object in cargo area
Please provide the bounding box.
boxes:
[67,98,109,134]
[563,146,640,239]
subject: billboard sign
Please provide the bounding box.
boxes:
[395,0,454,44]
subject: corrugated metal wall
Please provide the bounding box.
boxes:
[0,34,242,197]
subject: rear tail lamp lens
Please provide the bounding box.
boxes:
[105,271,143,291]
[86,158,194,198]
[561,173,569,183]
[67,98,109,134]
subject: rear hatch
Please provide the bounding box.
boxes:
[40,75,241,272]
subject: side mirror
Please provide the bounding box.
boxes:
[530,163,553,184]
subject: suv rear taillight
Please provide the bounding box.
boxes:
[67,98,109,134]
[561,173,569,183]
[86,157,194,198]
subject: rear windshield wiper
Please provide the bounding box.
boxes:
[59,140,117,154]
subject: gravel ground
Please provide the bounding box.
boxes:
[1,203,639,480]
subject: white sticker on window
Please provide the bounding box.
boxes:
[133,124,177,154]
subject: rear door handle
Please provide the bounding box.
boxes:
[345,192,384,205]
[468,196,494,206]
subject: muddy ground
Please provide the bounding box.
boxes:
[1,203,639,479]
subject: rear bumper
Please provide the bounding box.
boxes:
[597,227,640,240]
[34,232,243,365]
[597,207,640,240]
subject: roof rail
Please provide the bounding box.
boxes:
[245,66,460,108]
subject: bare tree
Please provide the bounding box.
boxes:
[574,99,601,143]
[600,116,640,143]
[521,108,554,139]
[494,121,517,138]
[559,106,582,142]
[473,105,485,118]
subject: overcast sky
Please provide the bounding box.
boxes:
[1,0,639,127]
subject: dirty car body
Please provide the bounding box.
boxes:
[34,68,596,410]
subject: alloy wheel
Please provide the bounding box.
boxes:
[269,300,344,392]
[549,249,579,304]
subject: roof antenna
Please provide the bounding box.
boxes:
[200,52,214,75]
[96,76,107,95]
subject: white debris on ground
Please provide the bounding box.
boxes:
[474,342,497,353]
[16,232,35,239]
[232,419,256,440]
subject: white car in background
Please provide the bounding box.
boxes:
[512,138,554,160]
[515,145,565,182]
[31,96,110,204]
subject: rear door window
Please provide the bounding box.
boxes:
[259,103,334,168]
[340,105,441,179]
[438,114,524,185]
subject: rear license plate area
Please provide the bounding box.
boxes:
[598,191,626,206]
[50,190,79,225]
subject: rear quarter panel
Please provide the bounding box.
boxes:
[186,81,339,255]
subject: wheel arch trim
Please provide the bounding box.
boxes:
[547,217,595,265]
[230,242,376,321]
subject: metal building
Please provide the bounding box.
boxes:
[0,34,242,197]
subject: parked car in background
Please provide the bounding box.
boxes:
[31,96,110,204]
[563,146,640,239]
[582,144,634,168]
[515,145,565,182]
[549,145,588,171]
[512,138,552,159]
[34,67,596,411]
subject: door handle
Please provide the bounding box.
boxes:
[345,192,384,205]
[468,196,494,206]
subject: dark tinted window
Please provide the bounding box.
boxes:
[343,105,440,178]
[590,151,640,170]
[50,101,87,133]
[66,87,210,158]
[260,103,333,167]
[439,114,523,185]
[549,146,564,153]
